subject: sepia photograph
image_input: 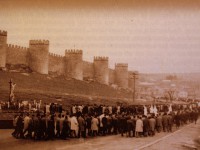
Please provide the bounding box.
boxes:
[0,0,200,149]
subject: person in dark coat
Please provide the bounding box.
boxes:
[47,115,55,140]
[33,114,42,140]
[85,114,92,137]
[162,113,168,132]
[41,114,47,139]
[112,114,118,135]
[156,113,163,133]
[127,116,133,137]
[174,111,181,129]
[107,115,112,135]
[16,113,24,138]
[102,115,108,136]
[142,115,149,137]
[148,115,156,136]
[194,109,199,124]
[61,116,69,139]
[167,113,173,132]
[78,114,86,138]
[131,115,136,137]
[120,114,127,137]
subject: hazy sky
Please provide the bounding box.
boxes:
[0,0,200,73]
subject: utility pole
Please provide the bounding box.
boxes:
[132,71,138,102]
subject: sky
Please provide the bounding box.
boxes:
[0,0,200,73]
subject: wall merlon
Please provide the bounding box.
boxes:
[115,63,128,68]
[0,30,7,36]
[65,49,83,54]
[29,40,49,45]
[94,56,109,61]
[7,44,28,51]
[49,52,64,58]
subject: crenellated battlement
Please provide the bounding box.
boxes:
[65,49,83,54]
[94,56,109,61]
[1,29,139,88]
[29,40,49,45]
[115,63,128,67]
[7,44,29,50]
[0,30,7,36]
[49,52,64,58]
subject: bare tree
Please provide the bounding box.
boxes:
[164,89,176,102]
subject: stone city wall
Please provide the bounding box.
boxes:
[6,44,29,65]
[0,29,138,89]
[83,61,94,79]
[48,53,65,75]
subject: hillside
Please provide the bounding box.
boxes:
[0,71,133,108]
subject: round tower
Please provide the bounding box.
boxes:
[29,40,49,74]
[0,30,7,68]
[115,63,128,88]
[94,56,109,85]
[65,49,83,80]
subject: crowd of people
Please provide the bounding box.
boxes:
[11,103,199,141]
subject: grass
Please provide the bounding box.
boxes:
[0,71,133,108]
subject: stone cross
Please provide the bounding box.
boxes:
[9,79,16,103]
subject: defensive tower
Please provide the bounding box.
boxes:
[115,63,128,88]
[29,40,49,74]
[0,30,7,68]
[93,56,109,85]
[65,49,83,80]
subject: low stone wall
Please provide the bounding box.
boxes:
[0,120,13,129]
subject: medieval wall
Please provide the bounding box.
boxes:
[48,53,65,75]
[65,50,83,80]
[109,69,115,84]
[128,71,134,89]
[1,29,139,88]
[83,61,94,79]
[6,44,29,65]
[115,63,128,88]
[29,40,49,74]
[0,30,7,68]
[94,56,109,85]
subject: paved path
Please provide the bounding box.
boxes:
[0,121,199,150]
[142,122,200,150]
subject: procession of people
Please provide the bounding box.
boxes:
[11,103,199,141]
[4,79,200,141]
